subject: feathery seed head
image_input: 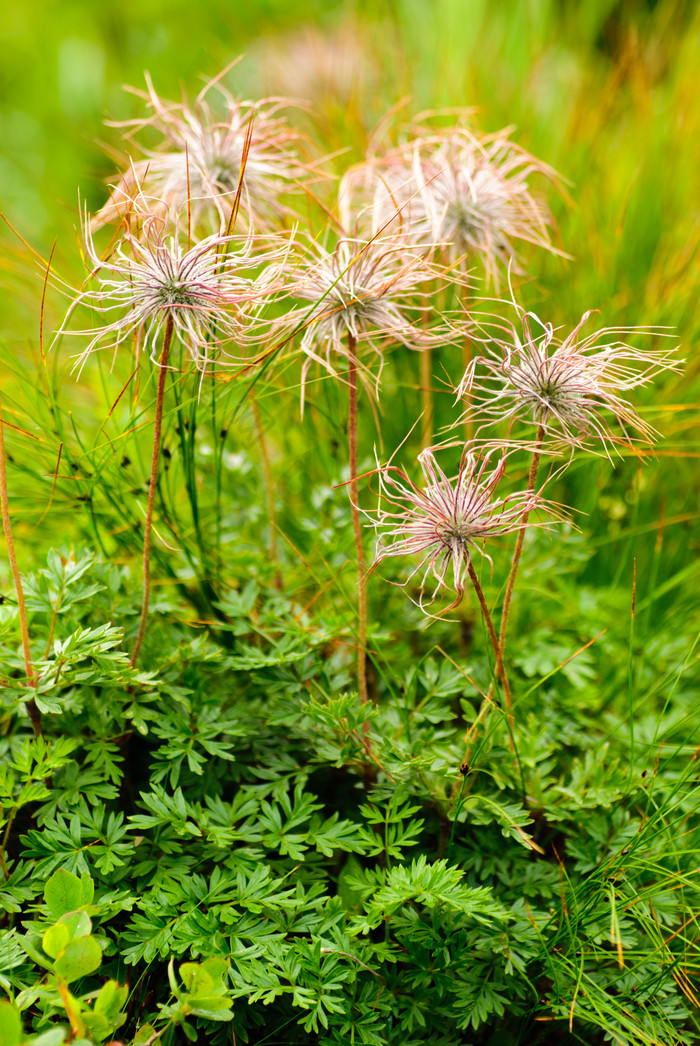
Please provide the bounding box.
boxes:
[62,207,289,373]
[95,71,305,233]
[342,124,564,288]
[369,446,556,612]
[458,309,680,455]
[282,234,441,403]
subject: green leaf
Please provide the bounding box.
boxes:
[189,997,234,1020]
[181,1020,198,1042]
[54,936,102,982]
[0,1002,22,1046]
[42,921,70,959]
[58,911,92,939]
[27,1031,67,1046]
[44,869,83,918]
[18,932,55,971]
[338,855,365,910]
[94,979,128,1022]
[79,871,94,907]
[180,962,216,997]
[133,1025,157,1045]
[199,957,228,988]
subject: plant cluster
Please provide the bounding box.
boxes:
[0,55,698,1046]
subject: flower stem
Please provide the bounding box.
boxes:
[420,348,433,449]
[466,559,511,710]
[462,286,473,441]
[347,335,370,734]
[497,424,545,672]
[130,314,174,668]
[0,394,41,737]
[251,388,282,589]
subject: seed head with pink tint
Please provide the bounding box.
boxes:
[94,71,305,233]
[458,308,680,455]
[341,124,564,288]
[369,446,557,612]
[281,235,441,404]
[61,205,290,373]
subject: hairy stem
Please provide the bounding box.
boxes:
[347,335,370,735]
[130,314,174,668]
[462,285,473,441]
[467,559,511,710]
[0,394,41,737]
[420,347,434,449]
[251,388,282,588]
[497,423,545,669]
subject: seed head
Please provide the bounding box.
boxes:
[369,446,556,613]
[281,234,441,405]
[342,124,564,288]
[62,207,288,373]
[459,308,681,456]
[95,70,305,233]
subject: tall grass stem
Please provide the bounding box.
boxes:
[130,314,174,667]
[0,393,41,736]
[347,334,370,734]
[251,389,282,588]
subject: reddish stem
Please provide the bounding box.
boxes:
[497,424,545,669]
[467,559,511,711]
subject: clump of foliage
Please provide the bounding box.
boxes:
[1,29,699,1046]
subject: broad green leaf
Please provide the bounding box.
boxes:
[199,957,228,988]
[94,979,128,1022]
[45,870,83,918]
[189,996,234,1020]
[133,1024,157,1045]
[27,1031,67,1046]
[58,911,92,939]
[182,1020,198,1042]
[79,871,94,907]
[54,936,102,982]
[0,1002,22,1046]
[180,962,215,997]
[18,933,55,971]
[42,921,70,959]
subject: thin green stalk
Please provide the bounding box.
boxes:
[0,394,41,737]
[251,388,282,588]
[170,368,219,606]
[347,334,370,736]
[130,314,174,668]
[628,558,636,784]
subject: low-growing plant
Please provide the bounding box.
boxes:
[1,44,699,1046]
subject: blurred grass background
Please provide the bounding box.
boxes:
[1,0,699,608]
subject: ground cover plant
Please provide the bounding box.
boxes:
[1,4,700,1044]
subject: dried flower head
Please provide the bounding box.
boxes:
[281,234,442,404]
[369,446,556,612]
[260,23,376,111]
[95,70,305,233]
[458,308,680,456]
[342,124,564,288]
[61,206,289,373]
